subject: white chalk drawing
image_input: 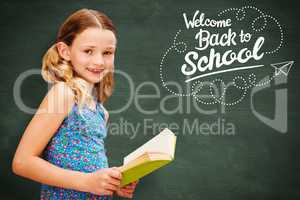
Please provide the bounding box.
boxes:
[271,61,293,76]
[159,6,294,107]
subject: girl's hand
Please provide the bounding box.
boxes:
[84,167,122,196]
[115,180,139,199]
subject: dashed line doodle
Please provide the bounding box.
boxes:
[160,6,293,107]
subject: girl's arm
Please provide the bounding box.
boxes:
[12,82,89,191]
[12,82,122,195]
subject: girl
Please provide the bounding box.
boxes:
[12,8,138,199]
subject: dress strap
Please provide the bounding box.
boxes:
[98,103,108,123]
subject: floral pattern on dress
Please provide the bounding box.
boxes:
[40,102,112,200]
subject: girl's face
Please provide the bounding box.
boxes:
[67,27,116,84]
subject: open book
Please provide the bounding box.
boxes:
[119,128,177,186]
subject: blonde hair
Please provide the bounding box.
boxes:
[41,8,116,108]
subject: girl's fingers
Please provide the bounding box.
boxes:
[120,188,134,193]
[116,180,138,198]
[127,181,137,186]
[118,190,133,198]
[101,190,113,196]
[108,177,121,187]
[104,183,118,191]
[130,181,138,187]
[123,184,134,189]
[108,168,122,180]
[124,184,137,190]
[125,181,138,188]
[120,186,136,194]
[123,186,135,192]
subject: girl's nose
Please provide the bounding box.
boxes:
[93,54,105,66]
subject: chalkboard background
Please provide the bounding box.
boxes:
[1,0,299,199]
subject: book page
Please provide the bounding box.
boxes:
[123,128,176,164]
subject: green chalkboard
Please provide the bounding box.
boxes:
[1,0,300,199]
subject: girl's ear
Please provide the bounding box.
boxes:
[56,42,71,61]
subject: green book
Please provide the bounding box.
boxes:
[119,128,177,187]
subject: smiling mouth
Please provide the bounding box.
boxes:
[87,68,104,75]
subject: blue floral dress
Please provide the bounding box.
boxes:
[40,101,112,200]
